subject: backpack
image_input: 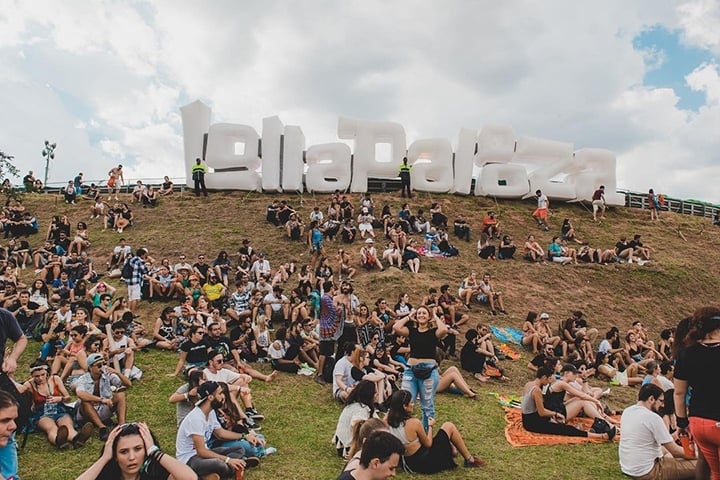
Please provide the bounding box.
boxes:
[0,373,32,448]
[121,258,134,280]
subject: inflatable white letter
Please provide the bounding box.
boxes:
[407,139,454,193]
[180,100,212,187]
[566,148,624,206]
[452,128,477,195]
[204,123,261,191]
[517,136,576,200]
[474,125,528,197]
[337,117,407,193]
[305,143,352,193]
[261,116,283,192]
[281,125,305,192]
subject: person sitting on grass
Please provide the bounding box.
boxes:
[523,234,545,263]
[476,272,507,315]
[546,364,617,427]
[619,384,697,479]
[169,325,209,378]
[158,175,175,196]
[547,236,574,265]
[360,239,384,271]
[267,326,302,374]
[77,422,196,480]
[498,234,517,260]
[75,353,132,441]
[615,235,636,263]
[175,381,260,480]
[594,351,643,387]
[385,389,486,472]
[337,430,404,480]
[334,380,378,459]
[212,382,275,459]
[521,367,616,441]
[560,218,585,245]
[16,360,93,450]
[340,419,401,479]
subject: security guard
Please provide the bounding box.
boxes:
[191,157,208,197]
[398,156,412,198]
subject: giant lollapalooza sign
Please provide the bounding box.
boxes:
[180,100,624,205]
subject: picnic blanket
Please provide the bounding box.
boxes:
[490,325,524,345]
[503,407,621,447]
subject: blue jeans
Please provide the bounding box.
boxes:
[209,434,266,458]
[402,362,440,431]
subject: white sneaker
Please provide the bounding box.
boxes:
[264,447,277,456]
[627,258,632,264]
[602,388,611,397]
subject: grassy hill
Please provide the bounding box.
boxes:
[12,189,720,480]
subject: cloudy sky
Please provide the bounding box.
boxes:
[1,0,719,202]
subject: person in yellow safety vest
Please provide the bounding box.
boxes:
[398,157,412,198]
[191,157,208,197]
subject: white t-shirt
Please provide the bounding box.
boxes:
[619,404,673,477]
[176,407,222,464]
[203,368,241,385]
[537,194,548,209]
[263,293,288,312]
[114,245,132,256]
[598,339,612,355]
[332,356,356,396]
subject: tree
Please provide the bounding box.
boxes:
[0,150,22,203]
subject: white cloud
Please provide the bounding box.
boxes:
[0,0,719,203]
[686,62,720,104]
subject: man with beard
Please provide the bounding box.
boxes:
[619,383,696,479]
[176,381,260,479]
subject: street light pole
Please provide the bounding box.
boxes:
[41,140,56,187]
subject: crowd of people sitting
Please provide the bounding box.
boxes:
[0,178,713,480]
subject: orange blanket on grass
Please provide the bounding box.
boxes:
[503,407,621,447]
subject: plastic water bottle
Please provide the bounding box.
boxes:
[43,399,58,417]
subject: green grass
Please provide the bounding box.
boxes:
[12,190,720,479]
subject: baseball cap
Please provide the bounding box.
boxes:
[365,238,374,244]
[87,353,105,367]
[539,313,550,319]
[195,381,220,406]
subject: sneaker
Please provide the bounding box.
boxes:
[464,455,486,468]
[499,310,507,315]
[602,388,611,397]
[244,417,260,430]
[73,422,93,447]
[245,408,265,421]
[243,456,260,468]
[490,310,497,316]
[263,447,277,456]
[34,268,43,274]
[55,425,70,449]
[99,427,109,441]
[606,426,617,442]
[313,375,327,385]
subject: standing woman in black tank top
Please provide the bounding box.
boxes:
[393,305,448,431]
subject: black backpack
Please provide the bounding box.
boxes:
[121,257,134,280]
[0,372,32,448]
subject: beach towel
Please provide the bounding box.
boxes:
[503,407,621,447]
[498,343,521,360]
[490,325,523,345]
